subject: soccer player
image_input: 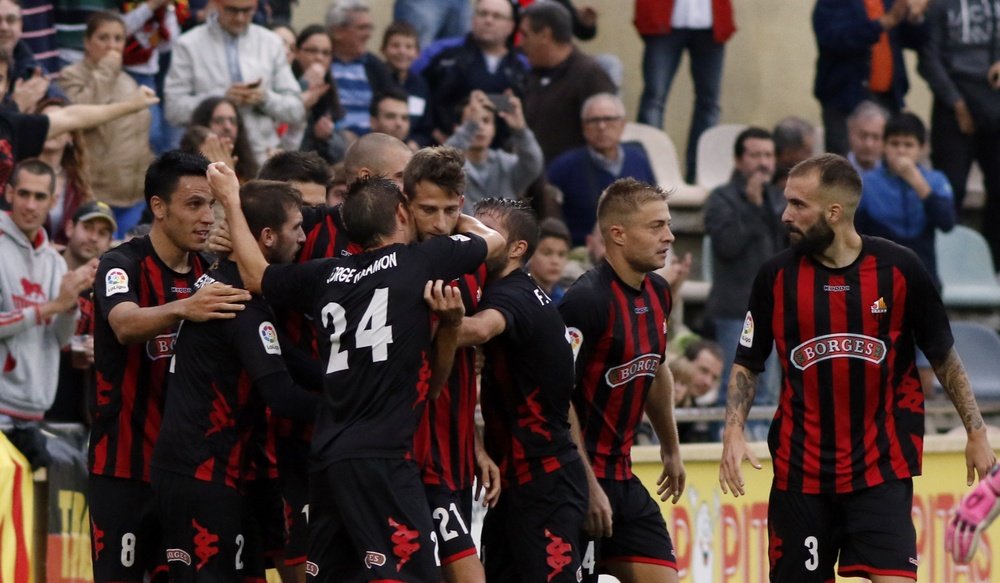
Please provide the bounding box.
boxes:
[403,146,498,583]
[208,162,505,582]
[558,178,686,583]
[89,151,252,583]
[151,180,318,582]
[719,154,997,583]
[458,198,587,582]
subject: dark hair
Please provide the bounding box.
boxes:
[85,11,124,37]
[10,158,56,193]
[369,85,410,118]
[341,175,406,249]
[240,180,303,239]
[772,116,815,156]
[788,154,862,203]
[381,21,419,50]
[402,146,465,199]
[884,112,927,145]
[189,96,259,180]
[475,197,539,261]
[295,23,328,48]
[683,338,724,363]
[179,125,212,153]
[521,1,573,44]
[143,150,210,207]
[270,22,295,36]
[597,177,669,231]
[258,150,331,185]
[734,127,773,158]
[538,217,571,248]
[0,46,10,72]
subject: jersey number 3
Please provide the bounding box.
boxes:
[322,288,394,373]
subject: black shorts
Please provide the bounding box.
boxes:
[151,471,246,583]
[580,475,677,582]
[306,458,441,582]
[243,478,286,579]
[88,474,164,583]
[481,460,588,583]
[277,437,310,566]
[768,479,917,582]
[425,484,477,566]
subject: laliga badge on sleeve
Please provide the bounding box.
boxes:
[105,268,129,296]
[259,321,282,355]
[739,311,754,348]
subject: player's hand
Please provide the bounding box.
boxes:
[179,282,250,321]
[947,463,1000,564]
[719,426,762,497]
[207,162,241,208]
[208,219,233,257]
[657,446,686,503]
[965,428,997,485]
[474,448,501,508]
[424,280,464,328]
[584,477,613,538]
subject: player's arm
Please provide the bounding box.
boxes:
[644,361,686,504]
[455,213,506,266]
[473,428,501,507]
[207,162,268,293]
[569,403,613,538]
[254,371,320,422]
[425,280,464,400]
[456,308,506,347]
[719,363,764,497]
[107,282,252,345]
[931,348,997,484]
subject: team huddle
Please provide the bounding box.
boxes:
[81,132,997,583]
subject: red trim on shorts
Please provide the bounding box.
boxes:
[284,554,308,566]
[242,578,267,583]
[838,564,916,580]
[600,556,677,570]
[440,546,479,566]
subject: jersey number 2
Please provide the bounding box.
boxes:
[322,288,394,373]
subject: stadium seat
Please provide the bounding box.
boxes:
[621,122,708,208]
[935,226,1000,309]
[935,321,1000,400]
[695,123,746,190]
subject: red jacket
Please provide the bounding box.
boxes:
[634,0,736,43]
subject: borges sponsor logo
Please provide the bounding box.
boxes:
[166,549,191,565]
[364,551,386,569]
[146,333,177,360]
[790,333,886,370]
[605,353,661,388]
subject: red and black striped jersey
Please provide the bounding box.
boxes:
[559,260,672,481]
[90,236,209,481]
[412,264,486,491]
[735,236,953,494]
[479,269,579,488]
[153,260,288,489]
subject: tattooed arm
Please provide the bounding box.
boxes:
[719,363,763,497]
[932,348,997,484]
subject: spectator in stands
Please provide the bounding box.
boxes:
[546,92,655,245]
[36,99,92,246]
[369,88,414,148]
[847,100,889,173]
[518,0,600,41]
[46,201,115,424]
[291,24,347,163]
[772,116,817,190]
[164,0,304,164]
[813,0,928,155]
[703,126,784,440]
[59,11,155,238]
[422,0,526,141]
[0,45,160,187]
[13,0,59,75]
[381,21,432,146]
[394,0,471,51]
[272,23,296,64]
[673,339,724,443]
[444,89,542,211]
[634,0,736,184]
[0,159,97,422]
[856,112,955,288]
[0,0,63,113]
[189,96,260,181]
[520,1,615,163]
[326,0,395,137]
[258,149,331,206]
[918,0,1000,270]
[528,217,571,302]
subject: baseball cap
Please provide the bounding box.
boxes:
[72,201,118,232]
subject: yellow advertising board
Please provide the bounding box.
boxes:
[632,437,998,583]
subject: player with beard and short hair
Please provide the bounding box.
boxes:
[720,154,996,583]
[88,150,252,583]
[209,163,505,583]
[151,180,319,583]
[458,197,587,582]
[558,177,686,583]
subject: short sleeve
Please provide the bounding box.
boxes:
[417,233,489,283]
[261,259,332,313]
[95,249,141,318]
[558,287,607,383]
[3,111,50,160]
[479,281,528,343]
[232,302,290,383]
[733,264,777,373]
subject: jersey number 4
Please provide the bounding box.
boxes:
[322,288,394,373]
